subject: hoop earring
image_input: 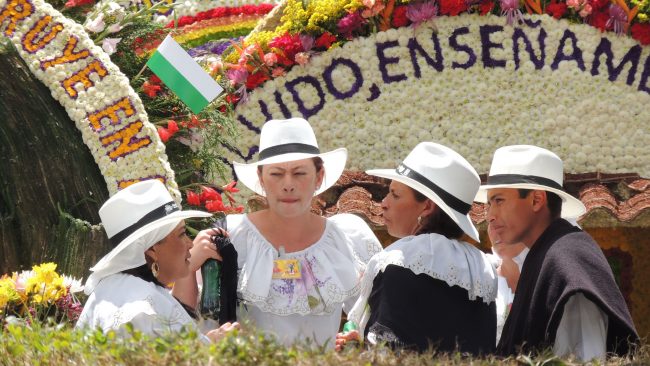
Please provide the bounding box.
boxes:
[417,216,423,225]
[151,262,160,278]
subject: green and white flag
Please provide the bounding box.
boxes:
[147,35,223,114]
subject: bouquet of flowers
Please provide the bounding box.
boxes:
[0,263,84,328]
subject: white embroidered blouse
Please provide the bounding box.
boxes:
[227,213,382,347]
[76,273,206,341]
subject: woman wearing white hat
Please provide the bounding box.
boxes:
[174,118,382,348]
[338,142,498,354]
[76,180,238,342]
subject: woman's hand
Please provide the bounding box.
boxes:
[188,228,227,272]
[206,321,240,343]
[334,329,360,352]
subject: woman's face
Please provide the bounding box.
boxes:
[149,221,193,284]
[381,181,429,238]
[258,158,324,218]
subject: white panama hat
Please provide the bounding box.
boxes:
[84,180,211,293]
[233,118,347,196]
[366,142,481,242]
[475,145,586,218]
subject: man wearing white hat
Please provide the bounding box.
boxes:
[477,145,638,360]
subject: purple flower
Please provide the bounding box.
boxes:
[606,4,627,36]
[337,11,367,40]
[226,68,248,86]
[500,0,524,26]
[300,34,314,52]
[406,1,438,28]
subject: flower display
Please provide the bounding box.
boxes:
[232,15,650,179]
[0,263,83,326]
[1,0,180,201]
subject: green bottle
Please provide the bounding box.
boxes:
[199,258,221,320]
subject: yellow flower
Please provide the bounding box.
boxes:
[0,276,19,308]
[25,263,66,304]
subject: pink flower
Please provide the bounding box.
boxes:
[579,4,592,17]
[101,38,121,55]
[226,68,248,87]
[337,11,367,40]
[606,3,628,35]
[361,0,385,18]
[264,52,278,66]
[500,0,524,25]
[271,67,286,77]
[295,52,310,65]
[567,0,580,9]
[406,1,438,28]
[85,14,105,33]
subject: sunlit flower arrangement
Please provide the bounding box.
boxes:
[232,14,650,177]
[219,0,650,99]
[0,263,83,327]
[2,0,181,200]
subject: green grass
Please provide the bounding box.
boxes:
[0,323,647,366]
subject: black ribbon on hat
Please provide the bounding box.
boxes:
[258,143,320,161]
[109,201,180,247]
[396,163,472,215]
[486,174,564,191]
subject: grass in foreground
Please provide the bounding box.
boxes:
[0,324,647,366]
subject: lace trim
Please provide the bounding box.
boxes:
[365,254,496,304]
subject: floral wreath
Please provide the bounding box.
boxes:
[0,0,181,200]
[211,0,650,181]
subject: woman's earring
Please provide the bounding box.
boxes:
[417,216,423,225]
[151,262,160,278]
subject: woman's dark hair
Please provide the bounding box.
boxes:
[411,188,465,239]
[257,157,324,173]
[122,263,198,319]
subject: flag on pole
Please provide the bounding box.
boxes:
[147,35,223,114]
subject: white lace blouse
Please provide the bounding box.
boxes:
[76,273,206,341]
[348,233,498,335]
[227,213,382,348]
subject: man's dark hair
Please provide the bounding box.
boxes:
[517,189,562,219]
[411,188,464,239]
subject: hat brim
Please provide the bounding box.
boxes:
[90,210,212,274]
[233,148,348,196]
[366,169,480,242]
[475,183,586,218]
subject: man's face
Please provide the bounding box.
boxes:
[486,188,537,247]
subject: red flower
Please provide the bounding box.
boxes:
[439,0,468,16]
[546,1,567,19]
[589,10,610,32]
[478,0,495,15]
[167,120,179,134]
[631,23,650,45]
[337,11,367,40]
[589,0,610,11]
[391,6,409,28]
[205,200,226,213]
[268,33,304,62]
[142,81,161,98]
[177,16,194,27]
[149,75,161,84]
[315,32,338,50]
[186,190,201,206]
[225,93,240,105]
[157,126,171,143]
[223,181,240,193]
[64,0,94,8]
[200,186,222,203]
[246,71,270,90]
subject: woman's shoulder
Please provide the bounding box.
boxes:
[326,213,382,263]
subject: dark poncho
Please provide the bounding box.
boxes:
[365,264,496,355]
[497,219,639,356]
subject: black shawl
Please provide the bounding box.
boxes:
[497,219,638,356]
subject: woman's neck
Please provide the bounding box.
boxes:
[249,210,326,253]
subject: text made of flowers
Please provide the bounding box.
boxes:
[233,15,650,177]
[0,0,180,201]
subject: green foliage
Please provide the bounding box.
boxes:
[0,323,648,366]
